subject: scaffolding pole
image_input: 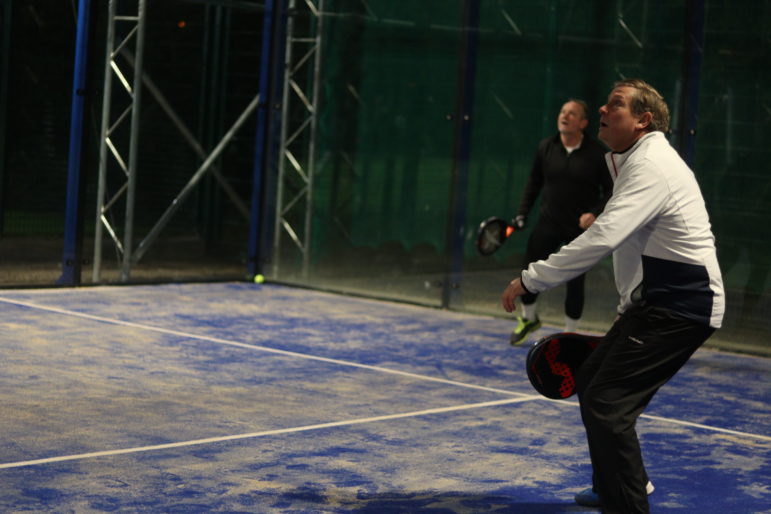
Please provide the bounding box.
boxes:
[92,0,148,282]
[272,0,325,279]
[91,1,260,283]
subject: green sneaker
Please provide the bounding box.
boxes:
[509,316,541,345]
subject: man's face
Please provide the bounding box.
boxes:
[598,86,647,151]
[557,101,588,135]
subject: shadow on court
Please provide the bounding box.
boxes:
[254,488,596,513]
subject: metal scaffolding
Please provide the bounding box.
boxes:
[93,0,148,282]
[92,1,260,283]
[272,0,325,278]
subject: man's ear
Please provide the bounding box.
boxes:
[637,111,653,130]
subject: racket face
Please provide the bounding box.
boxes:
[526,333,600,399]
[476,217,509,256]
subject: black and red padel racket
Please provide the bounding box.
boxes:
[526,332,601,399]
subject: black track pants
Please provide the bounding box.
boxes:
[575,305,715,514]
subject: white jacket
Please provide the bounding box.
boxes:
[521,131,725,328]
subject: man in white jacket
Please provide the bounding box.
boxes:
[501,79,724,514]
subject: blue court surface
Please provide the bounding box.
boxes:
[0,282,768,513]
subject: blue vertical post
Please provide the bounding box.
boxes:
[442,0,480,308]
[58,0,93,286]
[247,0,279,279]
[679,0,705,166]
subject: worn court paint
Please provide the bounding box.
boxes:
[0,282,768,512]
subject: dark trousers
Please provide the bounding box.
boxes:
[576,305,715,514]
[521,217,585,319]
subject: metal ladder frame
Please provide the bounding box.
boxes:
[272,0,325,279]
[92,1,261,283]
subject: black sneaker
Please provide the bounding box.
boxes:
[574,487,600,507]
[574,481,654,507]
[509,316,541,345]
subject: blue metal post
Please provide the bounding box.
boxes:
[679,0,705,166]
[58,0,93,286]
[246,0,280,278]
[442,0,480,308]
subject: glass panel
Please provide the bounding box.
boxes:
[694,1,771,351]
[272,0,462,306]
[458,1,685,334]
[2,0,767,356]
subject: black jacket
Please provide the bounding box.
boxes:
[517,133,612,238]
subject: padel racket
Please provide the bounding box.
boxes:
[476,216,518,256]
[526,332,601,399]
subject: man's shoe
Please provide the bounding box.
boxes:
[574,481,654,507]
[574,487,600,507]
[509,316,541,346]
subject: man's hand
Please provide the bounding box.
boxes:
[579,212,596,230]
[513,215,527,230]
[501,277,527,313]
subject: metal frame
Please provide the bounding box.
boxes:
[679,0,706,166]
[92,0,261,283]
[272,0,325,278]
[58,0,95,286]
[92,0,148,282]
[247,0,284,278]
[443,0,480,309]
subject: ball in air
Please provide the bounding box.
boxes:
[253,274,265,284]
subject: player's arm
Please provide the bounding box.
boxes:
[501,277,531,313]
[520,161,669,295]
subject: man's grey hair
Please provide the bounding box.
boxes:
[613,78,670,133]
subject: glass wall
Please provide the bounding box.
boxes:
[271,0,463,305]
[1,0,768,355]
[269,0,770,355]
[694,1,771,353]
[460,1,688,329]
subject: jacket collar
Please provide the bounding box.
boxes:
[605,132,662,180]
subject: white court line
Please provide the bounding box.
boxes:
[639,413,771,442]
[546,399,771,443]
[0,296,529,397]
[1,296,769,445]
[0,397,535,469]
